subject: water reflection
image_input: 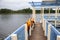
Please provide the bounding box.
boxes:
[1,15,11,21]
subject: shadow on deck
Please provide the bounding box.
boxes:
[29,22,47,40]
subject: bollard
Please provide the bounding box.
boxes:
[47,24,51,40]
[57,35,60,40]
[11,34,17,40]
[25,24,28,40]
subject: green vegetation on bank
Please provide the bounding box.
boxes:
[0,8,60,14]
[0,8,32,14]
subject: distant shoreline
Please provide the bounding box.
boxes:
[0,13,55,15]
[0,8,60,14]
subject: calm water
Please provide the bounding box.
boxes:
[0,14,32,38]
[0,13,41,39]
[1,13,60,39]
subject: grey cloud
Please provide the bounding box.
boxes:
[0,0,30,10]
[0,0,41,10]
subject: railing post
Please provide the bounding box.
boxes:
[40,8,42,23]
[11,34,17,40]
[25,24,28,40]
[44,20,46,36]
[43,19,45,31]
[41,7,44,30]
[29,26,32,36]
[57,35,60,40]
[47,24,51,40]
[42,19,45,31]
[40,7,44,23]
[31,23,34,30]
[55,20,56,27]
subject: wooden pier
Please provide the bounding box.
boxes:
[29,23,47,40]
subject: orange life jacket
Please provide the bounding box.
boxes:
[26,19,31,30]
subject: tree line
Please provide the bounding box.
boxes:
[0,8,60,14]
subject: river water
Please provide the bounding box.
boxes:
[0,14,32,38]
[0,13,41,39]
[0,14,60,39]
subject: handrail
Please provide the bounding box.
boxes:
[44,18,60,34]
[4,24,26,40]
[51,26,60,35]
[42,17,60,40]
[4,15,60,40]
[4,18,35,40]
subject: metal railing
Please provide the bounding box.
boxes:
[4,24,28,40]
[42,17,60,40]
[4,14,60,40]
[4,21,35,40]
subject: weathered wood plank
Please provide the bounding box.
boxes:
[29,23,47,40]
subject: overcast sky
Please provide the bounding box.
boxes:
[0,0,42,10]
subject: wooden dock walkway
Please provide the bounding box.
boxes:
[29,23,47,40]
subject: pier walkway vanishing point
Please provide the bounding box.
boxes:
[29,22,47,40]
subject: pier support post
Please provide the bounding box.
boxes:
[41,7,44,23]
[55,7,58,18]
[57,35,60,40]
[57,8,59,17]
[11,34,18,40]
[44,20,46,36]
[55,20,56,27]
[40,8,42,23]
[55,7,58,27]
[32,7,36,22]
[41,7,44,30]
[47,24,51,40]
[25,24,28,40]
[49,8,50,18]
[58,8,59,15]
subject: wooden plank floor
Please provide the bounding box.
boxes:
[29,23,47,40]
